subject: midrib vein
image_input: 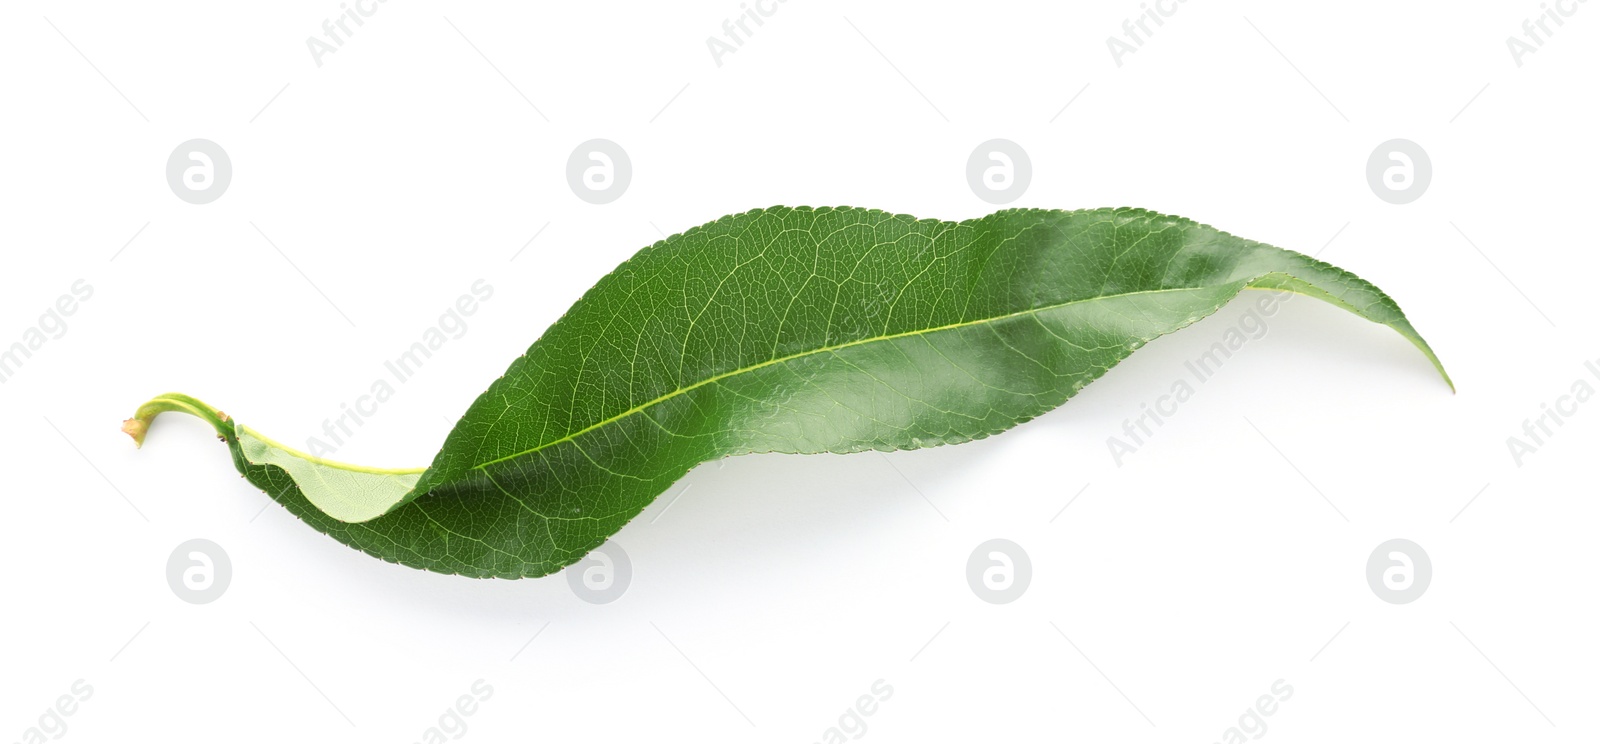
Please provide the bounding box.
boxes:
[470,284,1221,472]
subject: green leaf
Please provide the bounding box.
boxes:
[125,206,1450,578]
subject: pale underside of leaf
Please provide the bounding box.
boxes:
[235,428,421,523]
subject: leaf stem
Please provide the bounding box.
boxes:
[122,392,234,447]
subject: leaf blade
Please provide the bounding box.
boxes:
[128,206,1449,578]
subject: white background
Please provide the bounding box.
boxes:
[2,1,1596,742]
